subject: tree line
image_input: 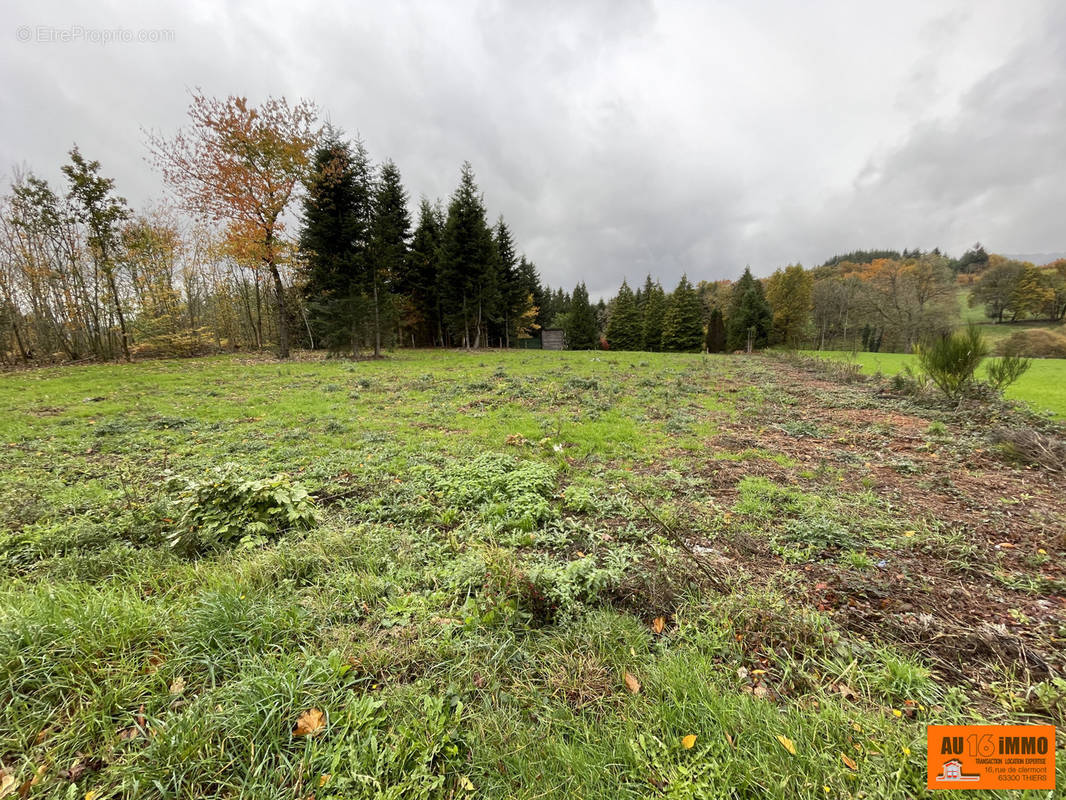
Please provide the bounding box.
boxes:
[2,93,1063,364]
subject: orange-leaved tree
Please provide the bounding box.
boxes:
[149,93,320,358]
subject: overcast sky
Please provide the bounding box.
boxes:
[3,0,1064,297]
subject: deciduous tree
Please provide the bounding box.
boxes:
[150,92,320,358]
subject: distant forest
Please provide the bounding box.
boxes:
[1,93,1064,363]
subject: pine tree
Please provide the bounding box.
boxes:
[565,282,598,349]
[402,198,444,345]
[493,217,525,347]
[439,162,497,348]
[661,274,704,351]
[726,267,772,351]
[605,279,642,350]
[299,132,372,354]
[367,159,411,356]
[640,276,666,351]
[705,307,726,352]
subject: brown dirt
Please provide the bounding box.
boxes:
[670,359,1066,699]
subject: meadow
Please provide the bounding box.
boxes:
[0,350,1063,799]
[810,351,1066,419]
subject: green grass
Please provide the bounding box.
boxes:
[0,350,1062,798]
[810,350,1066,418]
[956,285,1066,344]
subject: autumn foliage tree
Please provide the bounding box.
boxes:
[764,263,812,347]
[149,93,320,358]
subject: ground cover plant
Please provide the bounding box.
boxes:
[0,350,1063,798]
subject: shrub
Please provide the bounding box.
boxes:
[915,325,988,402]
[166,464,317,555]
[985,355,1031,392]
[129,329,216,359]
[997,328,1066,358]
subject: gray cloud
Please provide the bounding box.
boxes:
[2,0,1063,297]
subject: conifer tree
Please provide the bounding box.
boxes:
[605,279,642,350]
[299,133,370,353]
[640,276,666,351]
[660,274,704,351]
[402,198,444,345]
[705,307,726,352]
[439,162,497,348]
[517,256,545,332]
[726,267,772,351]
[565,282,598,349]
[367,159,410,355]
[493,217,525,347]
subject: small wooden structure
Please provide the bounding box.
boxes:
[541,329,566,351]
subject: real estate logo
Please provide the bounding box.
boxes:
[926,725,1056,790]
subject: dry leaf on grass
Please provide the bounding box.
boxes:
[623,671,641,694]
[651,616,665,634]
[841,753,858,771]
[169,676,186,695]
[293,708,326,736]
[681,734,697,749]
[776,735,797,755]
[0,775,16,799]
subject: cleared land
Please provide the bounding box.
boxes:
[1,351,1064,798]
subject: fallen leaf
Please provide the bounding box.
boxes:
[0,776,15,799]
[623,671,641,694]
[169,676,186,695]
[651,616,665,634]
[15,765,46,799]
[457,774,475,792]
[902,530,916,537]
[293,708,326,736]
[681,734,697,749]
[841,753,857,771]
[776,735,797,755]
[85,792,100,800]
[753,685,769,699]
[318,774,331,787]
[837,683,857,701]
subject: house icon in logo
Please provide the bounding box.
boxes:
[936,760,980,782]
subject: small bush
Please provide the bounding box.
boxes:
[985,355,1031,391]
[129,329,216,359]
[166,464,317,555]
[915,325,988,402]
[997,328,1066,359]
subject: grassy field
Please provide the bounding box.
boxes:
[1,351,1063,798]
[810,351,1066,418]
[956,285,1066,346]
